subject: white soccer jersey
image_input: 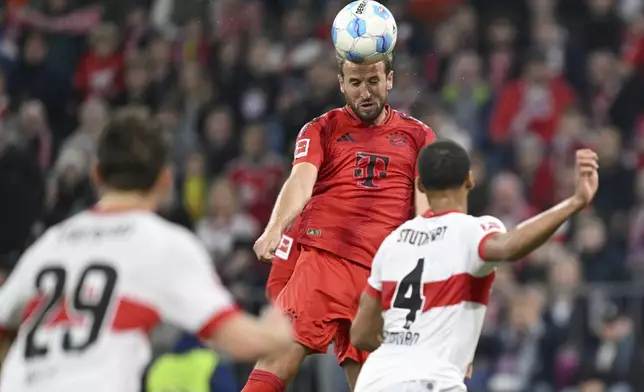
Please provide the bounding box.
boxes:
[0,210,238,392]
[355,210,506,392]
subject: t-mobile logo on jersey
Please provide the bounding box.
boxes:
[354,152,390,188]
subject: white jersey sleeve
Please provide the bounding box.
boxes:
[472,215,507,261]
[365,233,395,298]
[152,229,239,340]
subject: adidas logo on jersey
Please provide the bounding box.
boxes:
[336,133,356,142]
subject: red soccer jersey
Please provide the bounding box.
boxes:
[292,105,436,268]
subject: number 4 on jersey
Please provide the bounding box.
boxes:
[392,258,425,329]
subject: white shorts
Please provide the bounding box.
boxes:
[378,380,467,392]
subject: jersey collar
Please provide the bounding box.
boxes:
[90,204,152,214]
[422,209,464,218]
[343,104,394,127]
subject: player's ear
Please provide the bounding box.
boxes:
[90,162,103,189]
[338,74,345,94]
[386,71,394,91]
[155,165,174,194]
[415,176,426,193]
[465,170,475,190]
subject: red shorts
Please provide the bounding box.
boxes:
[265,258,296,302]
[276,245,369,365]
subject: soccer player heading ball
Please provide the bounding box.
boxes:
[244,35,436,392]
[0,112,292,392]
[351,141,599,392]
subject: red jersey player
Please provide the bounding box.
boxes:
[265,216,302,302]
[243,55,435,392]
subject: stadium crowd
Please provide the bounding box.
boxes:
[0,0,644,391]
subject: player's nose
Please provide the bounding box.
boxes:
[359,86,371,100]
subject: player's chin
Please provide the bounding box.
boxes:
[357,104,382,122]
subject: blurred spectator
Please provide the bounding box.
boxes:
[441,50,491,145]
[74,23,123,99]
[57,98,107,170]
[482,16,518,94]
[8,30,69,139]
[488,286,549,391]
[580,303,642,390]
[580,0,624,53]
[226,123,286,226]
[196,176,259,265]
[122,5,153,57]
[111,54,159,110]
[177,61,213,140]
[515,132,555,210]
[173,18,210,67]
[147,33,177,100]
[388,55,423,114]
[44,148,95,227]
[181,150,207,222]
[201,105,238,177]
[592,126,635,223]
[420,102,472,151]
[12,99,52,169]
[487,172,535,229]
[0,109,43,267]
[491,48,576,145]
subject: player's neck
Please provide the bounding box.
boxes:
[95,191,158,213]
[425,192,468,216]
[372,106,388,126]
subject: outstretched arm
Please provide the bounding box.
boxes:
[351,291,383,352]
[265,163,318,234]
[480,149,599,262]
[206,308,292,361]
[254,120,325,261]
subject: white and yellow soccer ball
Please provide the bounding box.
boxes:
[332,0,397,64]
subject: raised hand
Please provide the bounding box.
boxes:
[573,149,599,207]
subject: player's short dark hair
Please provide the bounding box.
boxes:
[96,111,169,192]
[336,52,394,76]
[417,140,470,191]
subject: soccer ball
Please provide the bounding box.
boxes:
[332,0,397,65]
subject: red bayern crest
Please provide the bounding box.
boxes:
[386,131,408,146]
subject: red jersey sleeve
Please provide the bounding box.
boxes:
[293,118,326,169]
[415,123,437,178]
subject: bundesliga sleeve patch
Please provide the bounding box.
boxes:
[294,139,310,159]
[480,221,502,232]
[275,235,294,259]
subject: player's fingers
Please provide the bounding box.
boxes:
[253,244,263,259]
[576,149,598,160]
[577,161,597,170]
[260,243,277,261]
[578,160,599,170]
[576,158,599,169]
[260,251,275,263]
[576,153,598,163]
[578,166,597,176]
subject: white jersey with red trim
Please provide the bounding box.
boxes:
[0,210,238,392]
[355,210,506,392]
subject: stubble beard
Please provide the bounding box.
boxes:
[347,100,385,123]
